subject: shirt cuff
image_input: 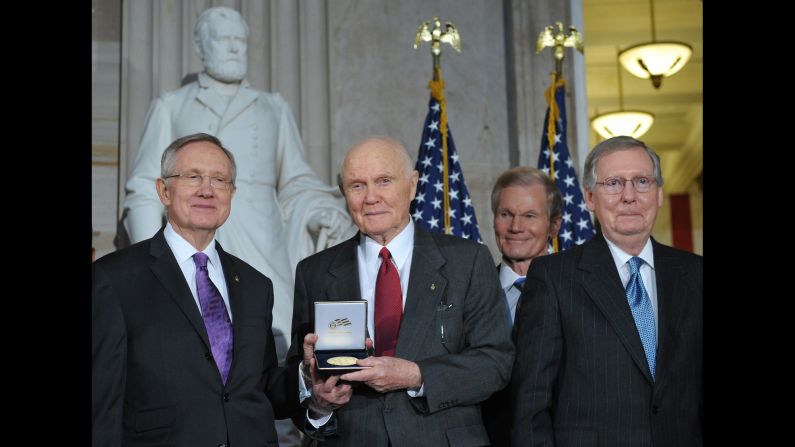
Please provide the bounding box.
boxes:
[307,408,334,428]
[406,382,425,397]
[298,361,312,403]
[298,361,335,427]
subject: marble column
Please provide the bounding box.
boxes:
[504,0,588,173]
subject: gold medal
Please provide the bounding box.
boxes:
[327,356,358,366]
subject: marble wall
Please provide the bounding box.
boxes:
[326,0,512,253]
[92,1,121,260]
[92,0,586,262]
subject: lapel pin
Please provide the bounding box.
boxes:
[430,283,436,291]
[234,275,240,282]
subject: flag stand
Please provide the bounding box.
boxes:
[415,18,461,234]
[536,22,594,253]
[411,18,482,242]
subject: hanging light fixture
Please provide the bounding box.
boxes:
[591,49,654,139]
[618,0,692,89]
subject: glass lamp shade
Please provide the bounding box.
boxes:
[591,110,654,139]
[619,42,692,88]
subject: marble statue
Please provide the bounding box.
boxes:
[122,5,353,387]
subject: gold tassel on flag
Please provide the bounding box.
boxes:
[428,67,452,233]
[542,75,566,252]
[537,22,591,253]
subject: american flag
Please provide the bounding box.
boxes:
[410,92,482,242]
[538,77,595,252]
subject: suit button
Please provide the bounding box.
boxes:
[383,404,391,413]
[205,352,212,360]
[651,404,659,414]
[223,393,230,402]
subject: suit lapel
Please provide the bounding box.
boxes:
[326,236,362,302]
[195,75,228,123]
[216,243,244,323]
[580,236,654,384]
[651,240,690,391]
[396,228,447,360]
[148,231,212,351]
[219,81,257,132]
[194,74,258,132]
[217,242,243,385]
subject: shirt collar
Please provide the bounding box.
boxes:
[498,262,523,290]
[605,236,655,272]
[359,220,415,270]
[164,222,221,268]
[197,71,250,90]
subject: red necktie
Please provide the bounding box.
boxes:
[375,247,403,357]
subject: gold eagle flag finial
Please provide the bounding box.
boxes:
[536,21,583,76]
[414,17,461,58]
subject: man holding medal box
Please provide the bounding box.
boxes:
[286,136,514,446]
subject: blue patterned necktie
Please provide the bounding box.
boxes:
[626,256,656,380]
[193,252,234,384]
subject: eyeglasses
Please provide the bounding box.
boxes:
[595,176,656,194]
[164,173,234,191]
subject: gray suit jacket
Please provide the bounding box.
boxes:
[287,227,515,446]
[92,229,300,447]
[510,234,702,447]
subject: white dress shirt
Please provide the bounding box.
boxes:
[163,223,232,320]
[498,263,524,325]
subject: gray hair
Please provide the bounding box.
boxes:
[160,133,237,184]
[491,166,562,221]
[194,7,249,53]
[582,136,664,190]
[336,136,414,191]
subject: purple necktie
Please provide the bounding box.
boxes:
[193,252,233,384]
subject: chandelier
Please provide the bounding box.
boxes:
[618,0,692,89]
[591,49,654,139]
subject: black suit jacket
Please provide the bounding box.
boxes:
[510,234,702,447]
[92,229,300,447]
[483,264,517,447]
[286,227,515,447]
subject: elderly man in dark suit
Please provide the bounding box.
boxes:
[511,136,702,447]
[92,133,309,447]
[286,136,515,446]
[483,166,562,446]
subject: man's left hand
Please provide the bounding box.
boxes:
[340,356,422,393]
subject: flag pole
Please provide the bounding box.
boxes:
[415,18,461,234]
[536,21,584,252]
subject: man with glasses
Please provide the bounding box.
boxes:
[510,136,703,446]
[121,11,353,421]
[93,133,314,447]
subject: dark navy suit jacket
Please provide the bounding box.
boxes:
[92,229,300,446]
[511,234,702,447]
